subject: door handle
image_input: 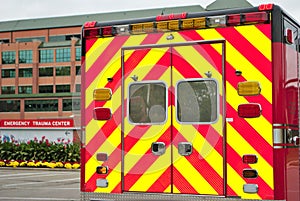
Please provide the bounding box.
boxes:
[178,142,193,156]
[151,142,166,156]
[292,136,300,146]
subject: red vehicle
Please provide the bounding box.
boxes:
[80,3,300,201]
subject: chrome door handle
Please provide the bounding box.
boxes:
[178,142,192,156]
[151,142,166,156]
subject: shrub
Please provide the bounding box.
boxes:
[0,135,80,167]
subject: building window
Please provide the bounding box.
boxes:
[39,49,54,63]
[18,86,32,94]
[76,48,81,61]
[19,68,32,77]
[0,39,9,43]
[19,50,33,63]
[25,99,58,112]
[0,100,20,112]
[16,37,45,42]
[56,85,70,93]
[39,85,53,93]
[1,86,15,94]
[2,51,16,64]
[56,66,70,76]
[76,65,81,75]
[56,48,71,62]
[63,98,81,111]
[49,34,80,42]
[176,79,218,123]
[76,84,81,92]
[1,69,15,78]
[39,67,53,77]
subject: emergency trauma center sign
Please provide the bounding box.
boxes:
[0,119,74,128]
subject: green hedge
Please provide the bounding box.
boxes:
[0,136,80,163]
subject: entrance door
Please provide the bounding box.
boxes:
[122,40,225,195]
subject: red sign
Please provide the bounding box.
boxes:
[0,119,74,128]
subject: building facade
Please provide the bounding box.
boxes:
[0,1,252,142]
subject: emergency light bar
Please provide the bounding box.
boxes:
[84,10,270,38]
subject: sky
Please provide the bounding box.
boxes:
[0,0,299,22]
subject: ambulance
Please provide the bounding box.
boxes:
[80,3,300,201]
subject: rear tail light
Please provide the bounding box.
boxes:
[243,169,258,178]
[101,26,115,37]
[96,166,109,174]
[206,15,226,27]
[93,88,112,101]
[243,154,258,164]
[84,28,100,38]
[227,14,241,26]
[238,103,262,118]
[285,28,294,44]
[237,81,261,96]
[243,12,269,24]
[93,107,112,120]
[258,4,274,11]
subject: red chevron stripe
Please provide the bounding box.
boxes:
[124,127,172,191]
[227,103,273,166]
[216,26,272,81]
[172,127,223,195]
[173,168,198,194]
[226,144,274,199]
[179,30,272,122]
[147,167,172,192]
[85,36,130,87]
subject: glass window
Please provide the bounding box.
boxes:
[16,37,45,42]
[76,65,81,75]
[19,68,32,77]
[39,49,54,63]
[39,85,53,93]
[56,85,70,93]
[75,48,81,61]
[39,67,53,77]
[1,86,15,94]
[49,35,65,42]
[56,66,70,76]
[63,98,81,111]
[176,79,218,123]
[76,84,81,92]
[128,82,167,124]
[18,86,32,94]
[0,100,20,112]
[56,48,71,62]
[19,50,33,63]
[1,69,15,78]
[25,99,58,112]
[2,51,16,64]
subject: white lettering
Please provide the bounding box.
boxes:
[4,121,30,126]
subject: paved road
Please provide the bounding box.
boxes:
[0,168,80,201]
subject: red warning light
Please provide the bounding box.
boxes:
[258,4,274,11]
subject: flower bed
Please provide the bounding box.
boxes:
[0,135,80,169]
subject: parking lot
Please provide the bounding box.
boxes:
[0,168,80,201]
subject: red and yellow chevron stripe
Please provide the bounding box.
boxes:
[82,23,273,200]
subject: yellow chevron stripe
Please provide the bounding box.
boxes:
[173,151,218,194]
[226,83,273,145]
[227,164,262,200]
[129,146,172,192]
[86,37,113,71]
[124,107,171,174]
[227,123,274,189]
[173,118,223,178]
[85,35,148,108]
[95,163,122,193]
[235,25,271,61]
[196,28,272,104]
